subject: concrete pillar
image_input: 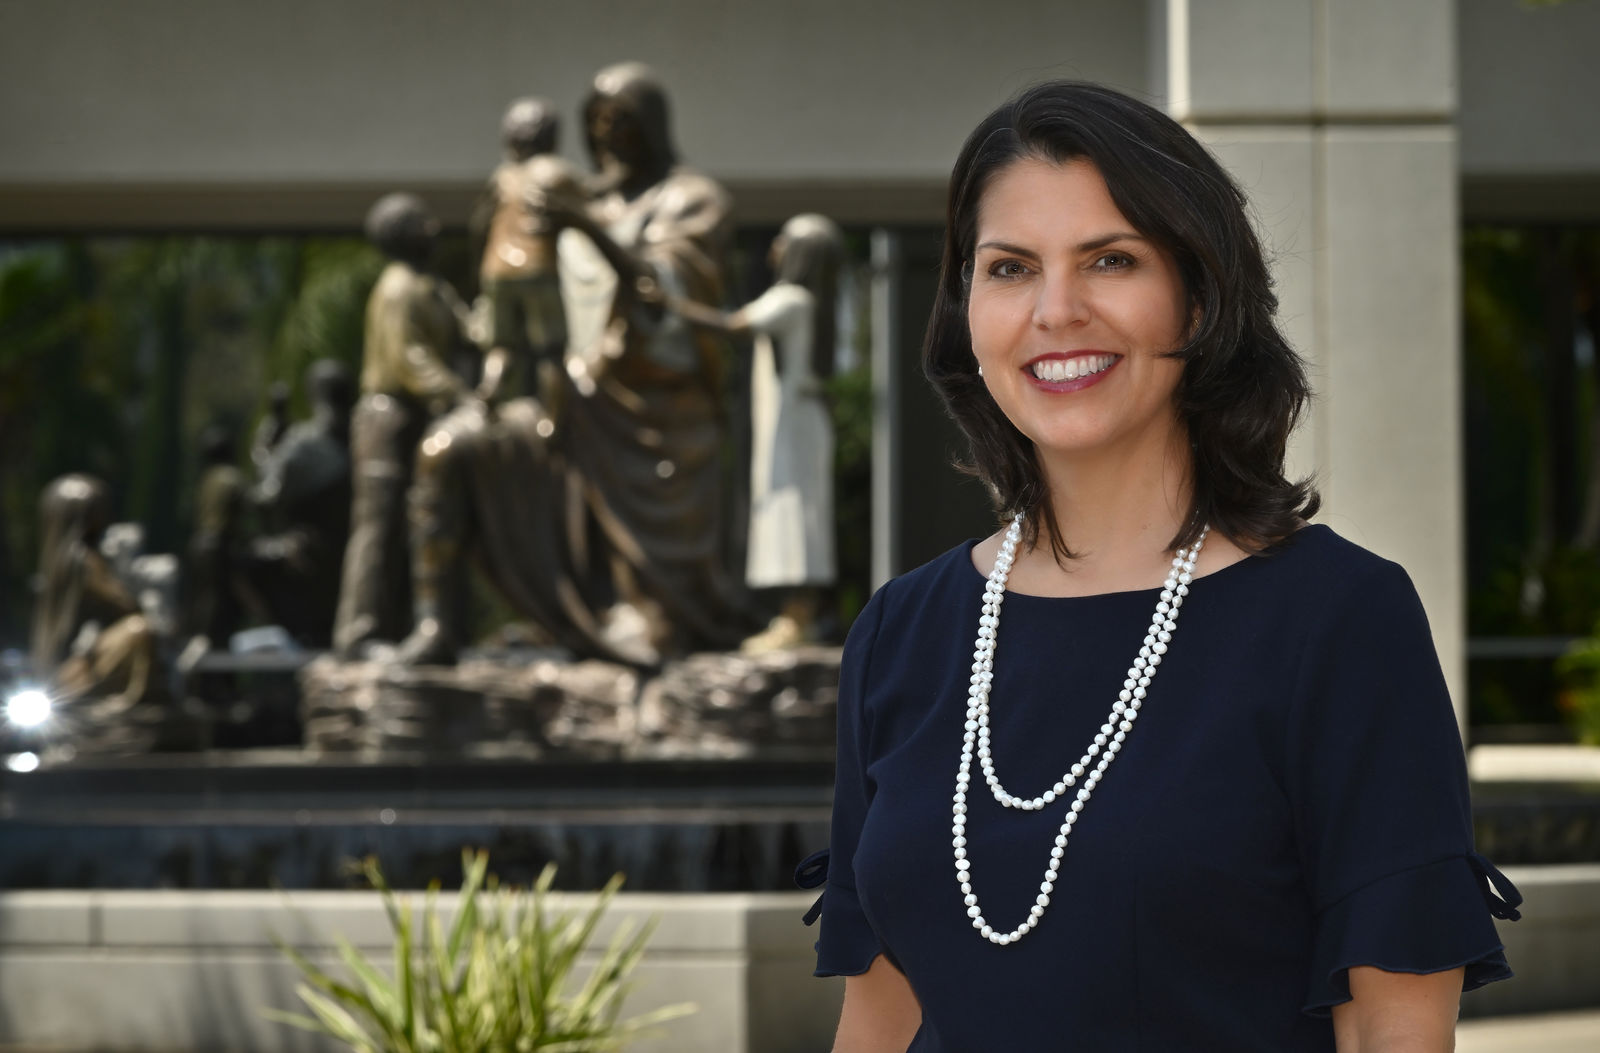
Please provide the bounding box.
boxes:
[1156,0,1466,725]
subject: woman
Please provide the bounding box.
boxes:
[665,213,845,651]
[801,81,1520,1051]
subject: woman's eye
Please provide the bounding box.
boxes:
[988,259,1029,278]
[1094,252,1134,271]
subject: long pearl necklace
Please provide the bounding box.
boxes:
[954,513,1209,945]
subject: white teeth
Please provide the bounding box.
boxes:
[1031,355,1114,382]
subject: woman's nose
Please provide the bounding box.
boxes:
[1032,271,1089,331]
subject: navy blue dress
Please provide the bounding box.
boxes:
[803,525,1520,1051]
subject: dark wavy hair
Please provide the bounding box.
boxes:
[923,80,1319,559]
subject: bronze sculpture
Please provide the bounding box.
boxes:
[12,68,854,767]
[246,360,356,647]
[250,380,291,473]
[394,64,753,667]
[30,475,162,743]
[186,425,248,648]
[332,193,472,658]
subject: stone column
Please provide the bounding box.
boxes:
[1155,0,1466,725]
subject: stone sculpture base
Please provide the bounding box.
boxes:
[299,646,842,760]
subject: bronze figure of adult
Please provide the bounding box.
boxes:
[246,359,356,647]
[186,424,248,647]
[541,61,754,659]
[250,380,291,473]
[332,193,471,658]
[31,474,158,716]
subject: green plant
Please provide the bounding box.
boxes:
[1557,634,1600,745]
[266,851,693,1052]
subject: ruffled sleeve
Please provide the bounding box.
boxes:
[1286,560,1519,1015]
[797,584,889,976]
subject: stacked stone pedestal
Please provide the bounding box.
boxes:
[300,647,842,760]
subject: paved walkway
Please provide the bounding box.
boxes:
[1458,1009,1600,1052]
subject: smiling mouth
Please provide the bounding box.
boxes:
[1028,354,1118,382]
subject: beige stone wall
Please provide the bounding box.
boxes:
[5,0,1593,225]
[0,0,1149,227]
[0,888,840,1053]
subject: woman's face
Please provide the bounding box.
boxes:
[967,156,1190,465]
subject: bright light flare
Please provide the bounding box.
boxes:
[4,752,39,773]
[4,689,52,730]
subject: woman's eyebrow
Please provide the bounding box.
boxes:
[1076,232,1147,252]
[975,232,1148,257]
[973,240,1039,259]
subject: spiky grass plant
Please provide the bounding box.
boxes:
[266,851,693,1052]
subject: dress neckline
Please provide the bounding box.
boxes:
[961,523,1327,602]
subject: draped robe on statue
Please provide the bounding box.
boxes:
[557,168,751,653]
